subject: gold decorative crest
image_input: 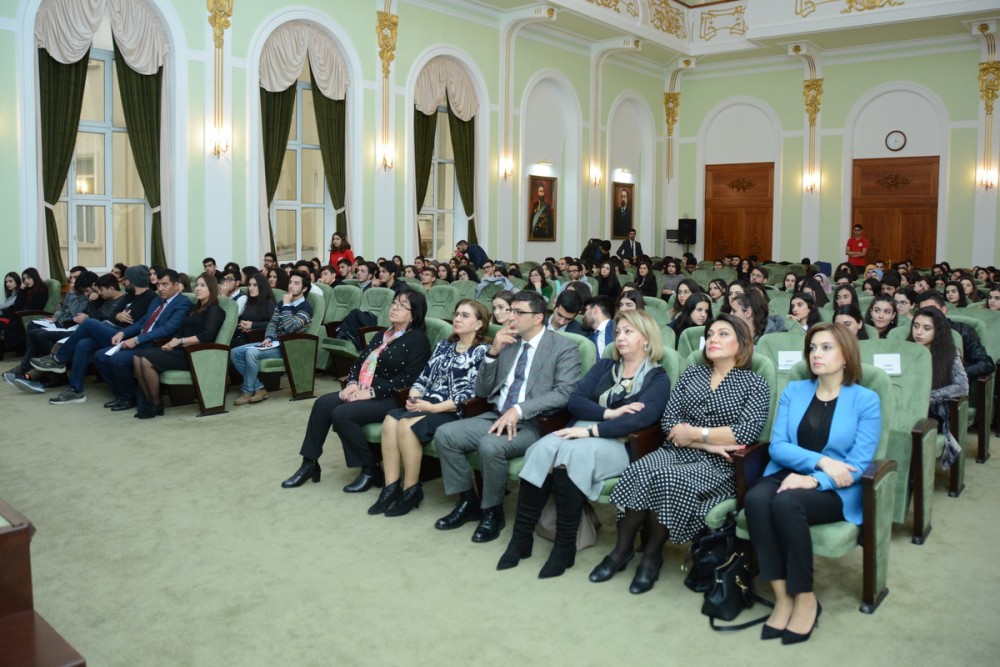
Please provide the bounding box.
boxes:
[207,0,233,50]
[376,10,398,80]
[843,0,905,15]
[980,61,1000,116]
[649,0,686,38]
[727,177,755,192]
[794,0,838,17]
[876,174,911,190]
[700,6,747,42]
[664,92,680,137]
[803,78,823,126]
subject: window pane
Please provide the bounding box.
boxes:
[438,163,455,210]
[434,213,453,260]
[54,203,69,270]
[301,90,319,145]
[301,149,324,204]
[112,65,126,128]
[275,209,297,261]
[421,164,435,212]
[275,149,297,201]
[80,59,105,123]
[113,203,146,267]
[288,96,297,141]
[417,215,434,259]
[76,132,105,196]
[301,208,323,260]
[112,133,144,199]
[75,205,106,268]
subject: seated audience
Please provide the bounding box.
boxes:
[616,288,645,313]
[231,272,278,347]
[583,296,615,357]
[670,292,713,347]
[546,290,585,335]
[832,305,869,340]
[787,292,821,332]
[864,294,897,339]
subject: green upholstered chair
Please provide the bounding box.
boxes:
[659,324,676,351]
[676,325,705,365]
[728,362,898,613]
[519,260,539,273]
[160,297,240,416]
[12,279,64,349]
[948,312,995,463]
[643,296,671,329]
[858,339,938,543]
[450,280,478,301]
[424,317,453,349]
[767,293,791,317]
[689,269,713,290]
[317,285,362,371]
[508,277,527,291]
[321,287,395,371]
[257,290,325,400]
[755,332,808,400]
[486,322,503,341]
[401,277,423,292]
[475,283,504,310]
[426,285,459,322]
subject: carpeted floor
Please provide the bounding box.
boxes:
[1,374,998,666]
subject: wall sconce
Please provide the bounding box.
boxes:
[978,167,998,191]
[76,177,88,194]
[500,156,513,182]
[378,143,395,171]
[208,0,233,158]
[591,164,602,187]
[803,171,820,193]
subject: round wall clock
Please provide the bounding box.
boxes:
[885,130,906,152]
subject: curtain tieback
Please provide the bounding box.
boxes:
[150,206,162,214]
[43,202,56,211]
[467,213,475,221]
[334,206,346,215]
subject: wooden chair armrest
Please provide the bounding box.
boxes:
[358,325,387,344]
[15,310,52,319]
[461,396,491,418]
[324,321,343,337]
[734,441,770,508]
[394,386,411,407]
[947,395,969,438]
[181,342,230,359]
[911,417,937,440]
[536,410,572,435]
[626,424,664,462]
[277,332,319,344]
[151,337,170,348]
[861,458,898,524]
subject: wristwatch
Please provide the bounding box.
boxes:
[700,427,709,444]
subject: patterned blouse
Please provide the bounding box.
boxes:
[411,340,489,417]
[661,364,770,446]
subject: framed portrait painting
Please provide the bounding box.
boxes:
[611,182,634,240]
[527,176,557,242]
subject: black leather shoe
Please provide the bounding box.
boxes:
[385,484,424,517]
[782,602,821,645]
[471,507,506,543]
[135,403,164,420]
[281,460,321,488]
[588,552,635,583]
[110,400,136,412]
[103,399,120,408]
[343,470,382,493]
[434,499,482,530]
[629,556,663,595]
[761,624,784,640]
[367,482,401,515]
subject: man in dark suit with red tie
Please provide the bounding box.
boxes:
[92,269,192,411]
[433,291,582,543]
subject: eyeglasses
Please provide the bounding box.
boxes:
[509,308,541,318]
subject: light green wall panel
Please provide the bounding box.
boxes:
[0,29,20,272]
[678,66,801,137]
[818,135,845,261]
[944,128,978,266]
[187,61,206,265]
[780,139,803,260]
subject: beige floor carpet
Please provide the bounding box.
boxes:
[1,373,998,666]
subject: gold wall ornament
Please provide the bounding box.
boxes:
[664,92,680,137]
[842,0,905,15]
[980,61,1000,115]
[700,6,747,42]
[795,0,838,18]
[803,78,823,126]
[376,10,398,80]
[587,0,623,13]
[649,0,687,39]
[207,0,233,50]
[876,174,911,190]
[727,177,754,192]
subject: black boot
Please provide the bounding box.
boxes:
[385,483,424,517]
[497,475,553,570]
[281,458,321,488]
[367,481,401,515]
[539,469,584,579]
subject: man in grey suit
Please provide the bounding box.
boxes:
[434,291,582,543]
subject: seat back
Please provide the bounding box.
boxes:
[424,317,453,349]
[451,279,478,301]
[755,332,808,398]
[359,287,395,327]
[426,285,459,321]
[858,339,932,434]
[304,291,326,337]
[476,282,504,309]
[768,293,791,317]
[950,308,1000,359]
[43,279,62,312]
[327,285,362,323]
[311,282,334,315]
[643,296,671,329]
[887,323,964,355]
[676,325,705,363]
[557,331,596,377]
[215,297,240,344]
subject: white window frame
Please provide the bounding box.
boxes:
[417,107,464,260]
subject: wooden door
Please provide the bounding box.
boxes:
[704,163,774,261]
[851,157,938,267]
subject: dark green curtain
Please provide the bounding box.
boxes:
[112,40,165,268]
[447,96,477,245]
[38,48,90,284]
[413,108,437,250]
[308,67,347,238]
[260,83,297,255]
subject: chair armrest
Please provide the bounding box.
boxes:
[15,310,52,319]
[182,342,230,358]
[626,425,664,462]
[733,441,770,508]
[947,395,969,439]
[394,386,411,407]
[461,397,491,418]
[536,410,571,435]
[324,321,343,337]
[245,329,265,344]
[359,326,387,346]
[278,332,319,344]
[861,459,898,522]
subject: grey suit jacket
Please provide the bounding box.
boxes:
[475,329,582,420]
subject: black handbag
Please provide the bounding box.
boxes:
[683,517,736,593]
[701,545,773,631]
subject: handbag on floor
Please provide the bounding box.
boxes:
[535,497,601,550]
[701,543,773,631]
[683,520,737,593]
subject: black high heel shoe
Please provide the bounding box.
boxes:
[368,482,401,515]
[589,552,635,583]
[136,402,164,420]
[385,484,423,517]
[761,624,784,640]
[628,555,663,595]
[281,459,321,488]
[782,601,822,645]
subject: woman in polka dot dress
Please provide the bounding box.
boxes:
[590,313,770,595]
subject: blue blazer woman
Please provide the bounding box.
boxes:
[764,379,881,525]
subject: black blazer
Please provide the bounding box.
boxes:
[347,327,432,399]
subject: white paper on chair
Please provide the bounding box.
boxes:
[873,353,902,375]
[698,337,706,350]
[104,343,123,356]
[57,336,70,344]
[777,350,803,370]
[257,340,281,349]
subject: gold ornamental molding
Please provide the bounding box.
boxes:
[803,78,823,127]
[876,174,910,190]
[664,93,680,137]
[700,6,747,42]
[975,22,998,190]
[790,44,822,191]
[586,0,639,17]
[649,0,686,39]
[727,177,755,192]
[980,60,999,116]
[664,57,694,181]
[207,0,232,50]
[794,0,838,18]
[376,10,398,80]
[842,0,905,14]
[207,0,233,158]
